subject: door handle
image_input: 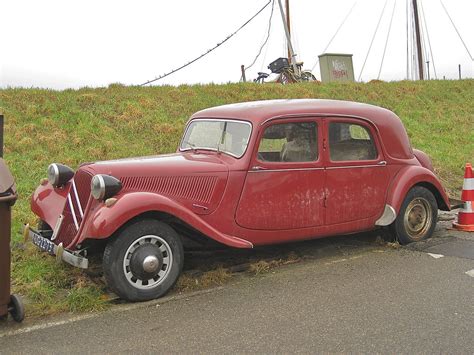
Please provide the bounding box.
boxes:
[251,166,268,171]
[377,161,387,166]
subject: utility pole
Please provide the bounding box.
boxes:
[286,0,291,62]
[240,65,246,82]
[277,0,298,73]
[412,0,424,80]
[0,115,3,158]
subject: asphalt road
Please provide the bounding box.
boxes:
[1,220,473,353]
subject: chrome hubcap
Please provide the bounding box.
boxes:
[123,235,173,290]
[404,198,432,240]
[143,255,159,274]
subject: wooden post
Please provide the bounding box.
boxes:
[277,0,297,73]
[0,115,3,158]
[286,0,291,62]
[412,0,424,80]
[240,65,247,83]
[458,64,462,80]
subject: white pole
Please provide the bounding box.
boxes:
[277,0,298,74]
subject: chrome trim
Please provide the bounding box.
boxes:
[143,255,160,273]
[28,228,88,269]
[91,174,106,200]
[179,118,252,159]
[192,203,209,211]
[48,163,60,186]
[50,214,64,241]
[375,204,397,226]
[67,193,79,230]
[326,164,386,170]
[71,180,84,218]
[249,167,325,173]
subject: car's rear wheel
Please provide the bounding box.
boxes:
[390,186,438,244]
[103,219,183,302]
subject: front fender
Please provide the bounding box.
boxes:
[31,182,69,228]
[81,192,253,248]
[386,165,450,213]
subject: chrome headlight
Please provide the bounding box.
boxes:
[91,174,122,201]
[47,163,74,187]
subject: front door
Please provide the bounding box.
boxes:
[324,118,390,225]
[236,118,325,230]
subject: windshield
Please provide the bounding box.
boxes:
[180,119,252,158]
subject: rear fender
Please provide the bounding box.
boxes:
[81,192,253,248]
[386,165,450,213]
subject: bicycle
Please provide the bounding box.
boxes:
[254,57,317,84]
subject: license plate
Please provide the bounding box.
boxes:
[30,230,56,255]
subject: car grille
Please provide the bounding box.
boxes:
[54,169,93,248]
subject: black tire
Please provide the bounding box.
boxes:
[38,220,51,230]
[301,71,317,81]
[103,219,183,302]
[8,294,25,322]
[38,220,53,240]
[390,186,438,245]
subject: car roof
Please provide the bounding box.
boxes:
[192,99,390,125]
[191,99,414,160]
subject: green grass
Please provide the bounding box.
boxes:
[0,80,473,317]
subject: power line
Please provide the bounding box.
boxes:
[378,0,397,80]
[139,0,272,86]
[419,0,437,79]
[245,0,275,70]
[311,1,358,72]
[418,1,430,76]
[358,0,389,81]
[439,0,473,61]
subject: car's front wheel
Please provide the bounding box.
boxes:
[103,219,183,302]
[390,186,438,244]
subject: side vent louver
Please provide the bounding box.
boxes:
[121,176,218,203]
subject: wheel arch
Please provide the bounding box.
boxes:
[386,165,450,214]
[413,181,450,211]
[81,192,253,249]
[106,210,215,248]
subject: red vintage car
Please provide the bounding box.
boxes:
[27,99,450,301]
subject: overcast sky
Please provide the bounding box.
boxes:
[1,0,473,89]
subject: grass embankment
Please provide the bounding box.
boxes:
[0,80,473,316]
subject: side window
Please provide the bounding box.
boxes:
[258,122,318,162]
[329,122,377,161]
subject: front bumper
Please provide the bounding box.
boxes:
[24,224,89,269]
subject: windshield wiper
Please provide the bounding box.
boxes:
[182,140,198,153]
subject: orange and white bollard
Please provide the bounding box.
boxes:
[453,163,474,232]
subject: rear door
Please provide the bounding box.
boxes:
[324,118,390,226]
[235,118,325,230]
